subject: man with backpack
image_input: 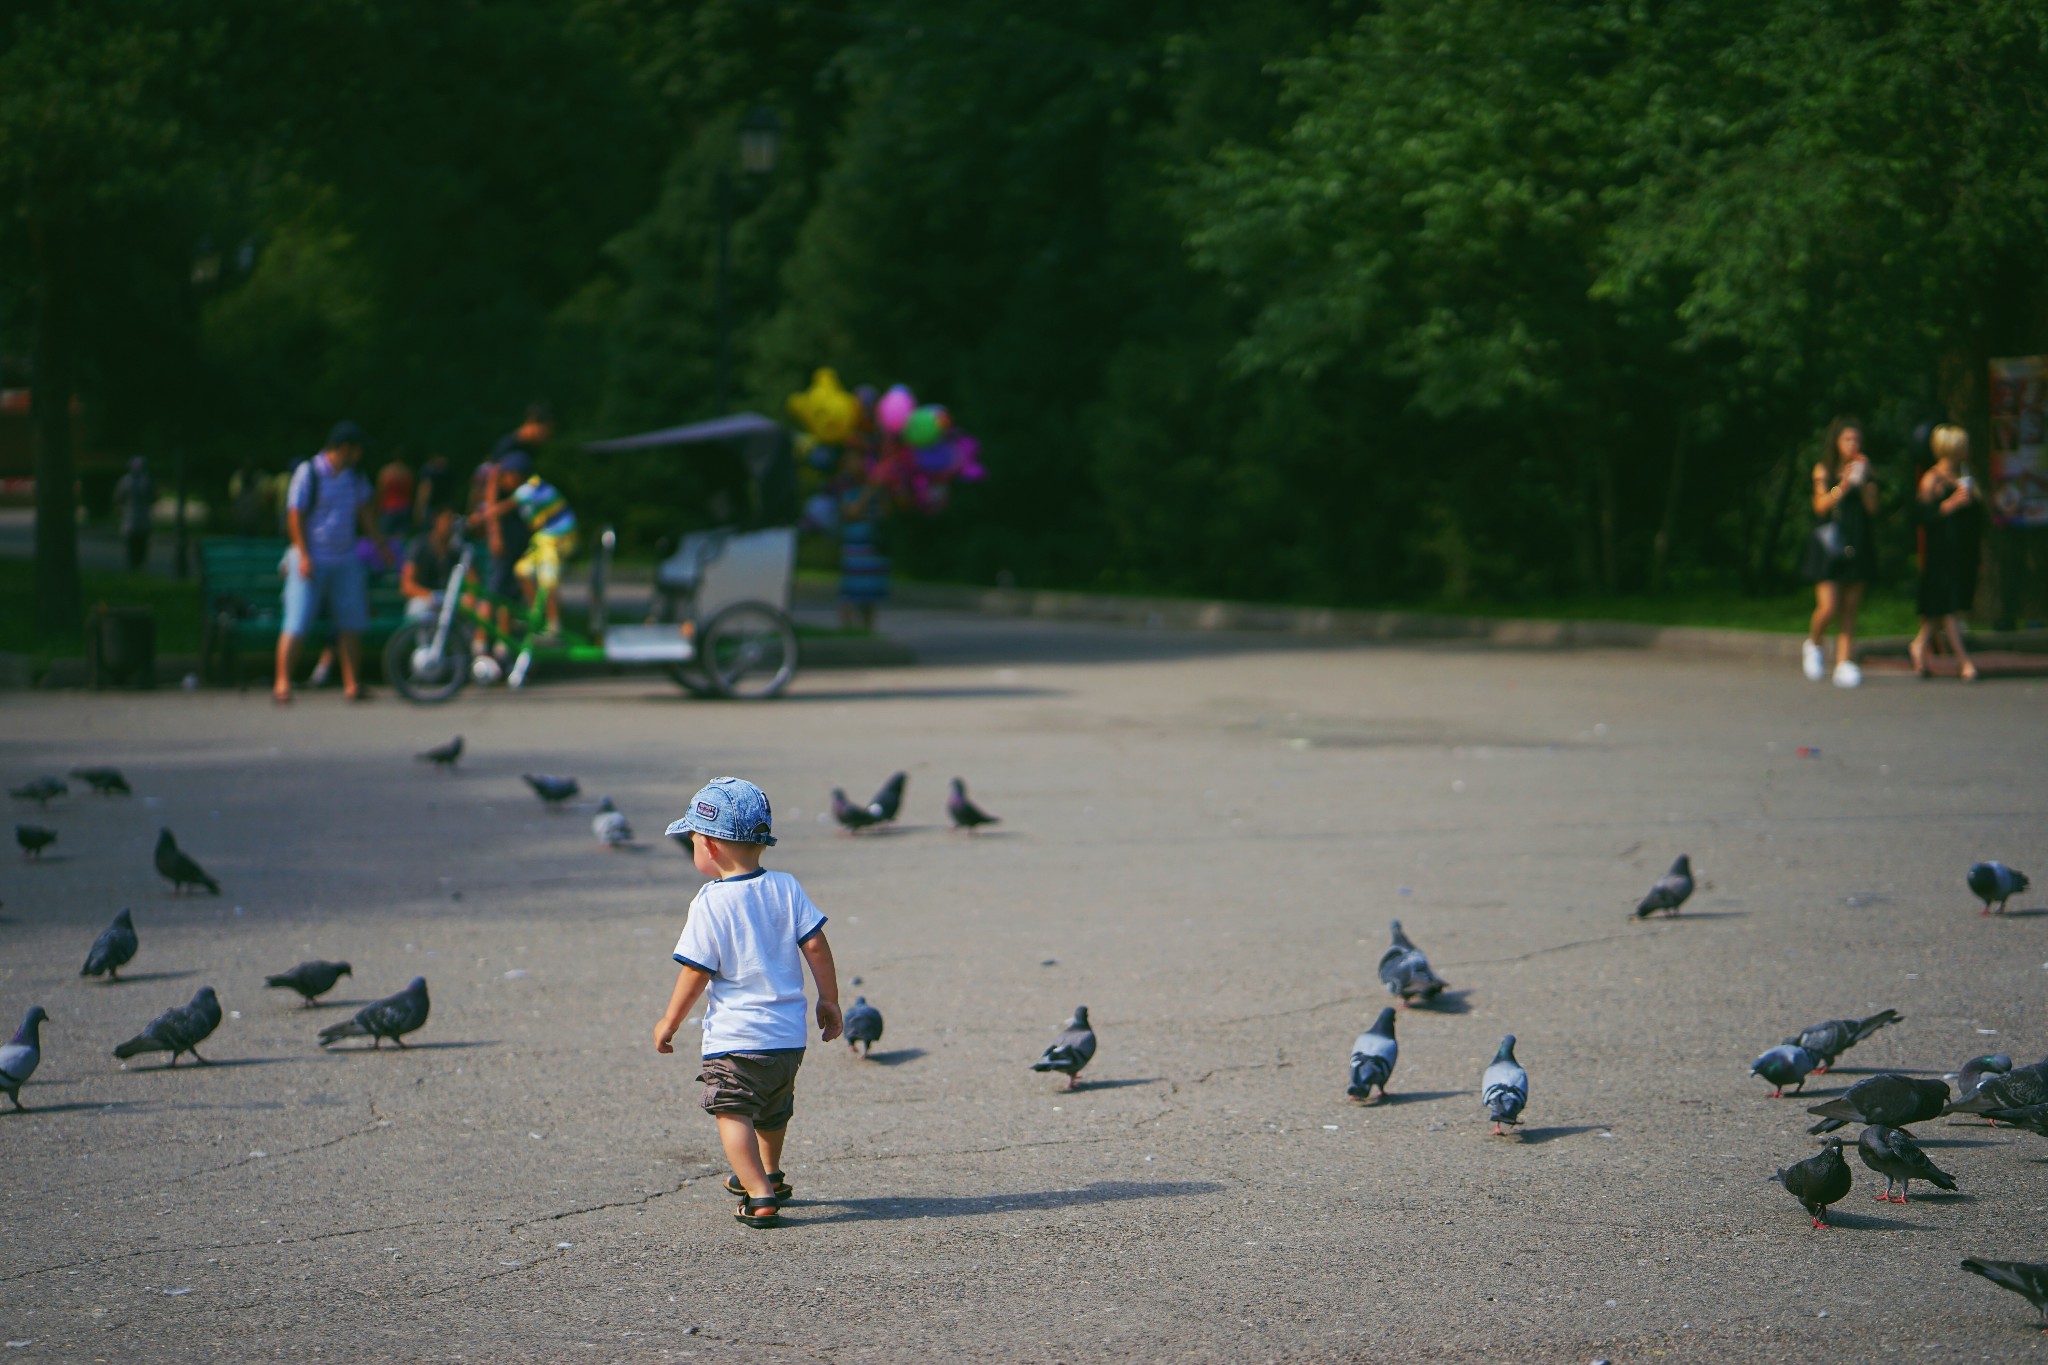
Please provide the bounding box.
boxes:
[273,421,386,704]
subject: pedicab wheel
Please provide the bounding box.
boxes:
[664,661,718,697]
[383,620,473,704]
[699,603,798,699]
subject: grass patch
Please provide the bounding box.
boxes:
[0,560,204,667]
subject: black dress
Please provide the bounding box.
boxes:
[1916,479,1980,618]
[1801,467,1877,585]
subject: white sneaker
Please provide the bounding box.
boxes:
[1832,659,1862,689]
[1801,639,1825,682]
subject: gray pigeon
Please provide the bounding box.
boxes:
[946,778,998,832]
[866,772,907,823]
[1633,854,1694,918]
[318,977,429,1048]
[1378,920,1448,1006]
[416,736,463,770]
[1961,1258,2048,1328]
[1776,1138,1851,1227]
[843,996,884,1057]
[1807,1073,1950,1134]
[113,987,222,1066]
[1947,1057,2048,1117]
[1751,1044,1819,1097]
[1975,1103,2048,1137]
[15,824,55,859]
[593,797,633,848]
[70,767,130,795]
[9,776,67,807]
[1968,861,2030,914]
[0,1006,48,1111]
[264,960,352,1007]
[1857,1124,1957,1203]
[1347,1007,1399,1103]
[154,828,219,894]
[1482,1035,1527,1135]
[1784,1009,1903,1072]
[81,909,138,980]
[830,788,881,833]
[1953,1053,2014,1100]
[522,774,580,806]
[1031,1006,1096,1090]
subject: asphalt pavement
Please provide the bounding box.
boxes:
[2,612,2046,1361]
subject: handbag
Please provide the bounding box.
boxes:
[1800,518,1848,583]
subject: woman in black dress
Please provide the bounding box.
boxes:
[1909,423,1982,681]
[1802,417,1879,687]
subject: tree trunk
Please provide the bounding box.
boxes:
[1593,443,1617,592]
[1754,443,1804,592]
[1649,411,1688,593]
[30,216,83,641]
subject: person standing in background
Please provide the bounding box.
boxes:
[376,454,416,538]
[112,457,156,571]
[274,422,385,704]
[1909,423,1983,681]
[413,453,451,531]
[1801,417,1879,688]
[229,459,270,537]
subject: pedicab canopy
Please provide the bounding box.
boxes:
[583,413,799,529]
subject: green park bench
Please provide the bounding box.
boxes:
[199,537,407,684]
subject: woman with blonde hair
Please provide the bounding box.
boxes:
[1801,416,1879,687]
[1909,424,1982,680]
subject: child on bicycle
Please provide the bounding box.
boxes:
[475,451,578,638]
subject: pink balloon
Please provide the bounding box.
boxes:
[877,385,916,433]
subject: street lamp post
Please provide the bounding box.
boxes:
[714,107,781,417]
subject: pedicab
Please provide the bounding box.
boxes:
[383,413,801,703]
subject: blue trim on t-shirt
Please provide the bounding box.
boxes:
[673,953,716,973]
[716,867,768,883]
[703,1046,807,1060]
[796,915,828,945]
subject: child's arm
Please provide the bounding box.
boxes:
[799,930,843,1043]
[654,965,712,1053]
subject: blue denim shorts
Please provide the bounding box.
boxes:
[283,556,370,635]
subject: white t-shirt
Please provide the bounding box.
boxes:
[673,869,826,1057]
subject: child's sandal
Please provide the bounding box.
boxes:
[734,1194,782,1229]
[724,1172,791,1204]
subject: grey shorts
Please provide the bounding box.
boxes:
[698,1050,804,1131]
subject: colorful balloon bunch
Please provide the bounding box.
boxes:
[786,368,985,518]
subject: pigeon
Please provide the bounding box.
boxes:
[1947,1058,2048,1118]
[318,977,430,1048]
[1751,1044,1819,1097]
[1953,1053,2014,1100]
[70,767,131,796]
[1031,1006,1096,1090]
[522,774,580,806]
[154,828,220,894]
[1346,1007,1399,1103]
[946,778,998,832]
[264,959,352,1007]
[1968,861,2030,914]
[9,776,67,807]
[592,797,633,848]
[113,987,222,1066]
[1784,1009,1903,1072]
[417,736,463,770]
[866,772,907,824]
[16,824,55,859]
[1776,1138,1851,1227]
[1378,920,1448,1006]
[843,996,884,1057]
[830,788,882,833]
[1857,1124,1957,1203]
[1633,854,1694,918]
[81,909,138,980]
[1960,1258,2048,1330]
[0,1006,48,1111]
[1806,1073,1950,1134]
[1482,1035,1528,1135]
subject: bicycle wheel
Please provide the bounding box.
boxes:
[699,603,798,699]
[384,620,473,704]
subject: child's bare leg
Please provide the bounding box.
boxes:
[756,1125,788,1178]
[716,1115,774,1196]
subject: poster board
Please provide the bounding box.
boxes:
[1988,356,2048,527]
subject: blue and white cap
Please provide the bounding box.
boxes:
[665,776,777,846]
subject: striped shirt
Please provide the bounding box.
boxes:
[511,476,576,537]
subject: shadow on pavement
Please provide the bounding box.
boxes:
[799,1179,1222,1224]
[323,1039,499,1052]
[1824,1211,1920,1231]
[105,970,202,985]
[1374,1089,1468,1106]
[859,1048,927,1067]
[1070,1077,1163,1092]
[1408,992,1473,1016]
[1518,1124,1607,1144]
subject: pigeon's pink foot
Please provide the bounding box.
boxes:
[1812,1217,1826,1229]
[1771,1088,1784,1098]
[1874,1192,1890,1201]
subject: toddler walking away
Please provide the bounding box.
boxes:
[654,778,841,1229]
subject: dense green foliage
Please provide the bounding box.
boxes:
[7,0,2047,616]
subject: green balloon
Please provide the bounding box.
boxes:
[904,405,949,448]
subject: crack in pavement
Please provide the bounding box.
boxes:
[1442,928,1658,969]
[0,1216,461,1285]
[504,1177,700,1235]
[159,1110,390,1187]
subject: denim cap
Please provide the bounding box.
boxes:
[665,776,776,846]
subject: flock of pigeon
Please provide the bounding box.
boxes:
[11,758,2048,1329]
